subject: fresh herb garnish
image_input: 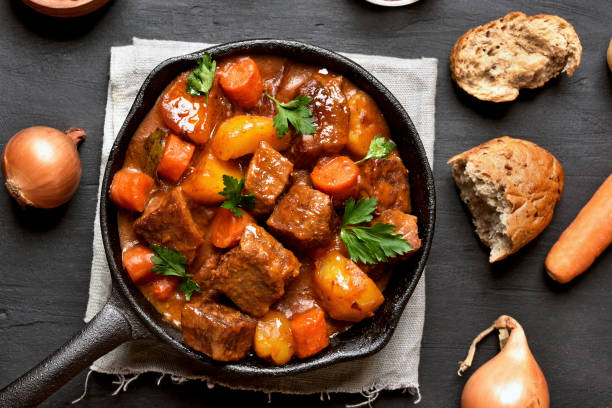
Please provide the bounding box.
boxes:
[219,175,255,217]
[355,135,396,164]
[149,244,200,301]
[178,279,201,302]
[142,128,166,176]
[186,53,216,100]
[266,94,317,138]
[340,197,412,264]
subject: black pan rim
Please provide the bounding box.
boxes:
[100,39,436,378]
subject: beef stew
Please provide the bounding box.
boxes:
[110,54,422,365]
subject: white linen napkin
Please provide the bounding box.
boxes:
[85,38,436,398]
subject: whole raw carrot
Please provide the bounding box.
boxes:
[546,174,612,283]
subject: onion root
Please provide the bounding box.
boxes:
[458,315,518,376]
[5,179,33,208]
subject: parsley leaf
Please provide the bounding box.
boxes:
[150,244,187,277]
[186,53,216,100]
[355,135,396,164]
[343,197,377,226]
[178,279,200,302]
[219,175,255,217]
[149,244,200,301]
[266,94,317,138]
[340,198,412,264]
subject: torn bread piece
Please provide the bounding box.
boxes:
[448,137,564,262]
[450,12,582,102]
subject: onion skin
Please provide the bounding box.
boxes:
[608,38,612,72]
[1,126,84,209]
[460,316,549,408]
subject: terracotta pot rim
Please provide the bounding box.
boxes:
[21,0,110,17]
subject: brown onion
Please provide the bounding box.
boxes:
[458,315,549,408]
[1,126,85,209]
[607,37,612,72]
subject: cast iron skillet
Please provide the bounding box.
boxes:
[0,39,435,407]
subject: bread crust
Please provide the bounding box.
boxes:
[450,12,582,102]
[449,137,564,262]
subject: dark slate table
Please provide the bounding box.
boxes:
[1,0,611,406]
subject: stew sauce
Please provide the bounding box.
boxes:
[112,54,421,364]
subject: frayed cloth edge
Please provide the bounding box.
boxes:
[84,366,420,398]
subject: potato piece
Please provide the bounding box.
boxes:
[346,91,390,159]
[313,250,384,322]
[254,311,295,365]
[211,115,291,160]
[181,150,242,204]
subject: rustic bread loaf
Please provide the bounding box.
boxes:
[448,137,564,262]
[450,12,582,102]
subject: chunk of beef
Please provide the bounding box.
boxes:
[284,134,321,169]
[351,210,420,287]
[290,169,312,187]
[374,209,421,260]
[182,302,256,361]
[187,204,222,285]
[244,141,293,215]
[359,152,412,214]
[134,188,203,263]
[272,260,319,319]
[286,77,349,168]
[276,62,314,101]
[266,184,336,249]
[212,224,301,317]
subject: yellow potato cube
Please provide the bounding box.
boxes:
[254,311,295,365]
[346,91,391,159]
[211,115,290,160]
[181,150,242,204]
[313,250,384,322]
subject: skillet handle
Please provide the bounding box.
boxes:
[0,289,139,407]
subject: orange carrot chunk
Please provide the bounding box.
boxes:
[290,307,330,359]
[109,169,154,212]
[546,174,612,283]
[160,73,213,145]
[311,156,360,199]
[219,57,264,109]
[210,207,256,249]
[122,244,156,284]
[157,134,195,183]
[151,276,180,301]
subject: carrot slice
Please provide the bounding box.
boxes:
[311,156,360,199]
[546,174,612,283]
[151,276,180,301]
[290,307,330,359]
[157,134,195,183]
[210,207,255,248]
[122,244,156,284]
[219,57,264,109]
[109,169,154,212]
